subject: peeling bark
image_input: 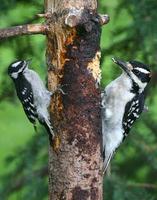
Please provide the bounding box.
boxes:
[45,1,105,200]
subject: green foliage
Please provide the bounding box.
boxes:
[104,175,156,200]
[0,0,157,200]
[0,132,48,200]
[0,1,48,199]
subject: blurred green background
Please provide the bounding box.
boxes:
[0,0,157,199]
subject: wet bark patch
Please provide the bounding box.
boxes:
[72,186,89,200]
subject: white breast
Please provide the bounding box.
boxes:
[102,73,135,150]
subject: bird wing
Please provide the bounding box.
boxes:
[122,92,145,139]
[15,76,37,124]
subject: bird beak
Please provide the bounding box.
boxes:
[21,59,31,72]
[24,59,32,69]
[26,59,32,65]
[112,57,133,73]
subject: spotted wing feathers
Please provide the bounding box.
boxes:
[21,88,37,123]
[15,77,37,124]
[122,92,145,139]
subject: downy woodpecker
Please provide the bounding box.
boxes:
[8,60,54,144]
[101,58,151,172]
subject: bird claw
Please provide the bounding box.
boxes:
[99,101,106,109]
[56,84,68,95]
[51,84,68,96]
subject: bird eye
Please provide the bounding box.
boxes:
[133,69,140,76]
[136,71,140,75]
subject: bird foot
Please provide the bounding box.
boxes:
[56,84,68,95]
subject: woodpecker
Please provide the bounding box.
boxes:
[101,58,151,172]
[8,60,54,144]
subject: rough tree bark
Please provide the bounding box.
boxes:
[45,1,109,199]
[0,0,109,199]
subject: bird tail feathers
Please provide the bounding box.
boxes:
[103,153,113,174]
[41,119,54,145]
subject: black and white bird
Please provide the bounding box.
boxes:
[8,60,54,144]
[101,57,151,172]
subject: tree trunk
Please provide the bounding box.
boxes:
[0,0,109,199]
[45,0,103,199]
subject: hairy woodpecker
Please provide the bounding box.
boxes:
[8,60,54,144]
[101,58,151,172]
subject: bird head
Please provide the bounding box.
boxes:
[112,57,151,92]
[8,60,30,79]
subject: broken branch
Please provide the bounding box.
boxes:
[65,8,110,28]
[36,13,51,18]
[97,14,110,25]
[0,23,47,39]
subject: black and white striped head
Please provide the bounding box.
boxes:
[8,60,29,79]
[112,57,151,92]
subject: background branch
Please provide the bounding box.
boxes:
[128,182,157,190]
[0,24,47,39]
